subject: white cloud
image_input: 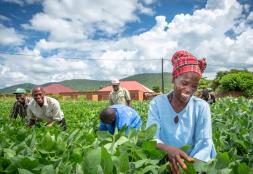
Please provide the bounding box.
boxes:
[0,15,10,21]
[0,48,91,88]
[24,0,155,41]
[247,12,253,21]
[1,0,253,88]
[0,24,24,45]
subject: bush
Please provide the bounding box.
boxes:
[219,71,253,97]
[152,86,160,93]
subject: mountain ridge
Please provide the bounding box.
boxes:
[0,73,172,93]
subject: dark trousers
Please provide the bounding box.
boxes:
[59,118,67,131]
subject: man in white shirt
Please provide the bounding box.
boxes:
[27,87,67,130]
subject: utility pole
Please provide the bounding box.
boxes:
[161,58,164,93]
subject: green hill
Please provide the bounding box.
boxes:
[0,73,172,93]
[0,83,36,94]
[122,72,172,92]
[59,79,110,91]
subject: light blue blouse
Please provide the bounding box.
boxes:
[146,94,216,162]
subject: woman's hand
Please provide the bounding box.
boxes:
[166,146,194,173]
[157,143,194,174]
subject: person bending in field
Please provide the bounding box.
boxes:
[99,104,142,135]
[27,87,67,131]
[200,88,216,104]
[146,50,216,174]
[10,88,31,119]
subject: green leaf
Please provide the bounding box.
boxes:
[4,148,16,158]
[237,163,250,174]
[70,148,82,163]
[75,164,84,174]
[100,147,113,174]
[27,130,36,149]
[183,161,196,174]
[11,156,39,169]
[18,168,34,174]
[128,128,138,140]
[110,136,129,153]
[141,141,164,158]
[41,165,55,174]
[41,132,55,151]
[67,129,80,145]
[119,151,129,173]
[141,165,158,174]
[215,153,230,169]
[96,131,112,142]
[143,124,157,140]
[133,160,146,169]
[84,147,102,174]
[180,145,191,152]
[193,159,210,172]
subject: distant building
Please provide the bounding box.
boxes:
[97,81,155,101]
[43,84,76,95]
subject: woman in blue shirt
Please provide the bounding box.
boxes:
[146,50,216,174]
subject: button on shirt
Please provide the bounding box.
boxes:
[146,94,216,162]
[27,96,64,121]
[99,104,142,135]
[109,87,131,106]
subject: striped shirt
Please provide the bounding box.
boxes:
[10,98,30,119]
[109,87,131,106]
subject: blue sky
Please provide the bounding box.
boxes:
[0,0,253,88]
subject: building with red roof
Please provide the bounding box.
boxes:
[97,81,155,101]
[43,84,76,94]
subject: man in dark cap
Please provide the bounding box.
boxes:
[10,88,30,119]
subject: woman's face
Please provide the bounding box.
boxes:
[173,72,201,103]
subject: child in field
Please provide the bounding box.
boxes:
[146,50,216,173]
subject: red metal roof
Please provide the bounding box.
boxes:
[43,84,76,94]
[98,81,154,93]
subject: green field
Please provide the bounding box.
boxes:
[0,97,252,173]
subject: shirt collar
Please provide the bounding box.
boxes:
[35,96,48,107]
[43,96,48,106]
[25,98,30,105]
[113,87,122,93]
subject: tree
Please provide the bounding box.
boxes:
[219,70,253,97]
[152,86,160,93]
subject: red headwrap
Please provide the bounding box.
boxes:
[171,50,206,79]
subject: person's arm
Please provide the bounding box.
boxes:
[10,102,18,119]
[51,101,64,122]
[99,121,108,131]
[127,100,131,107]
[189,103,216,162]
[109,93,113,105]
[125,89,131,106]
[27,107,36,128]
